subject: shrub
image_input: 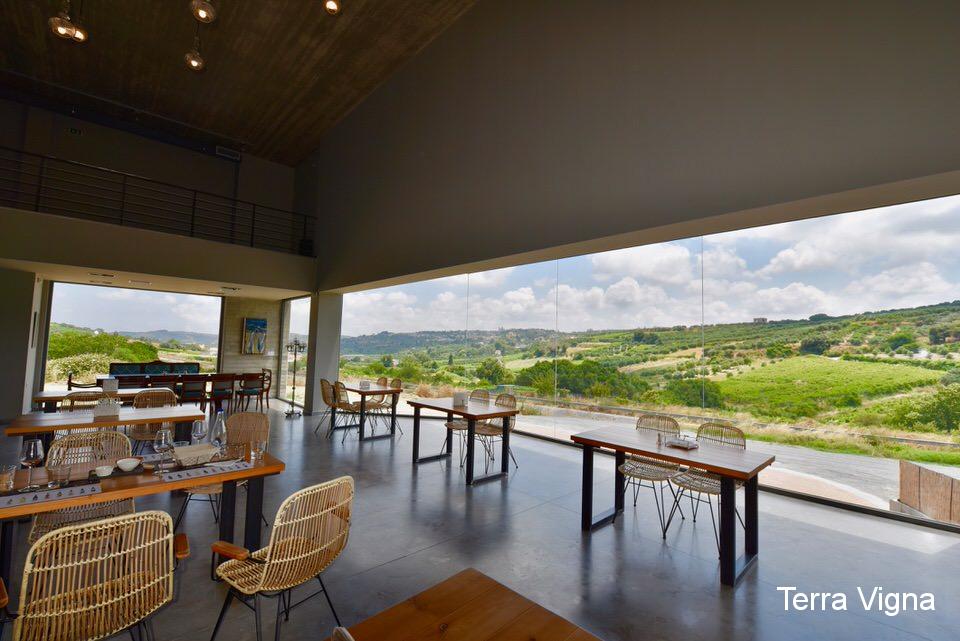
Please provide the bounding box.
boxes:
[918,385,960,433]
[474,358,511,385]
[45,354,112,383]
[765,343,793,359]
[799,336,831,355]
[47,330,157,362]
[663,379,723,408]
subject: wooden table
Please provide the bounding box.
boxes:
[407,398,519,485]
[334,568,601,641]
[571,426,775,587]
[32,387,153,412]
[0,453,285,593]
[338,384,402,441]
[6,406,205,450]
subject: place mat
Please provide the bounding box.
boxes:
[0,482,102,508]
[160,460,253,483]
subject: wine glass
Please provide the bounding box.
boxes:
[191,419,207,444]
[153,428,173,475]
[19,439,44,492]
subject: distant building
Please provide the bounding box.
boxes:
[753,317,768,324]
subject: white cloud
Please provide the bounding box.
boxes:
[591,244,695,286]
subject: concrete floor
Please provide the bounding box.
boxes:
[2,408,959,640]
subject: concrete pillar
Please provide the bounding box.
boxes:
[0,268,44,423]
[303,292,342,415]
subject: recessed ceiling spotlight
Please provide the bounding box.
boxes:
[190,0,216,23]
[324,0,340,16]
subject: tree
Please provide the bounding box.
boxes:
[920,385,960,433]
[447,354,454,366]
[799,336,831,355]
[380,354,394,368]
[664,379,723,408]
[475,358,510,385]
[632,331,661,345]
[885,330,917,352]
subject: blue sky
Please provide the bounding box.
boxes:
[342,194,960,335]
[49,194,960,338]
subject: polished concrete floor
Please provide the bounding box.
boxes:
[2,408,959,640]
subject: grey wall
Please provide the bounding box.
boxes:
[1,99,295,209]
[300,0,960,290]
[0,267,42,423]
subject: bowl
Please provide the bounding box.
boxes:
[116,457,142,472]
[95,465,114,478]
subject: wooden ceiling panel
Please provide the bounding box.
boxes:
[0,0,476,164]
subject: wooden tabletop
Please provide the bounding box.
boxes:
[6,406,205,437]
[335,568,600,641]
[32,387,152,402]
[407,397,520,420]
[344,384,402,395]
[0,453,285,519]
[571,426,775,481]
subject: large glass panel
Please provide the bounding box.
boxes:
[703,196,960,525]
[550,239,705,441]
[279,296,311,404]
[466,263,559,438]
[340,275,469,416]
[45,283,221,389]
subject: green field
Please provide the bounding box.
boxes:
[717,356,941,419]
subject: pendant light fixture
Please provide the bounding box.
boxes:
[324,0,340,15]
[48,0,77,40]
[190,0,216,23]
[71,0,88,42]
[184,23,205,71]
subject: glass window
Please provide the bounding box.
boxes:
[279,296,311,404]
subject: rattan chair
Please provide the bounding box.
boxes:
[668,422,746,554]
[12,511,189,641]
[28,431,136,544]
[175,412,271,531]
[619,414,684,537]
[335,382,363,443]
[316,379,336,436]
[58,390,108,438]
[209,476,354,641]
[129,388,178,455]
[474,393,519,469]
[443,389,490,466]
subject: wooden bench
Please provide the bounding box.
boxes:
[327,568,601,641]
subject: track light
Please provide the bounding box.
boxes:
[185,47,205,71]
[324,0,340,15]
[190,0,216,23]
[49,0,76,39]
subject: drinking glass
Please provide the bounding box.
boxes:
[251,440,267,462]
[0,465,17,492]
[191,419,207,444]
[153,428,173,475]
[19,439,44,492]
[46,464,71,489]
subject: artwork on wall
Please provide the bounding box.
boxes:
[242,317,268,354]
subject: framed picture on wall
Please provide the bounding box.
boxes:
[242,317,268,354]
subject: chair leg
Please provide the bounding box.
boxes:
[253,594,263,641]
[707,494,720,556]
[174,495,190,531]
[317,575,342,626]
[274,591,285,641]
[209,590,235,641]
[209,495,220,523]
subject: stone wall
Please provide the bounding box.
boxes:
[219,297,282,384]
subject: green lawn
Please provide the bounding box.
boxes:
[718,355,941,419]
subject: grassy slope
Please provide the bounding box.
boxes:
[717,355,941,419]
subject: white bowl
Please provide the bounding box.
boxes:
[116,457,141,472]
[95,465,114,477]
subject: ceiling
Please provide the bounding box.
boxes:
[0,0,476,165]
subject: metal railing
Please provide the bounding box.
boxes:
[0,145,315,256]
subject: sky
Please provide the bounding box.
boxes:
[50,285,312,337]
[48,194,960,338]
[341,194,960,336]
